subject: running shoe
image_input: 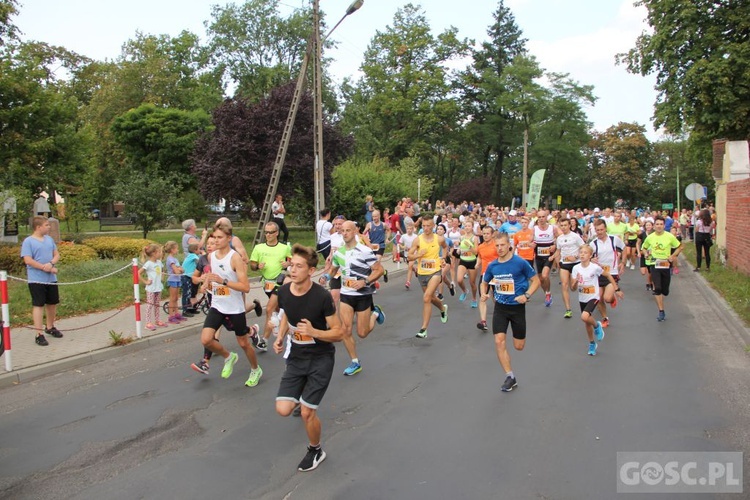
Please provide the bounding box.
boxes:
[373,305,386,325]
[564,309,573,319]
[253,299,263,317]
[437,293,443,300]
[221,352,239,379]
[441,304,448,323]
[247,324,260,348]
[588,342,597,356]
[673,268,679,275]
[657,310,666,322]
[501,376,518,392]
[256,339,268,352]
[611,296,618,309]
[544,293,553,307]
[415,328,427,338]
[245,366,263,387]
[191,359,209,375]
[405,281,410,290]
[35,334,49,346]
[594,321,605,342]
[459,292,467,302]
[343,361,362,376]
[383,269,388,283]
[298,445,326,472]
[449,283,455,296]
[477,320,488,332]
[630,264,635,270]
[45,327,63,338]
[601,317,610,328]
[470,300,478,309]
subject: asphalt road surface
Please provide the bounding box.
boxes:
[1,268,748,499]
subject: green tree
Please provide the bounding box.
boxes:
[112,174,183,239]
[341,3,470,163]
[618,0,750,141]
[0,0,19,44]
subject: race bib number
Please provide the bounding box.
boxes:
[579,285,595,294]
[602,265,611,273]
[263,280,276,293]
[213,285,230,296]
[564,255,578,262]
[497,278,515,295]
[517,241,531,249]
[289,325,314,345]
[419,259,437,271]
[655,259,670,269]
[537,246,551,257]
[344,278,360,288]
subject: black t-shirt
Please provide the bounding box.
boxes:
[277,282,336,355]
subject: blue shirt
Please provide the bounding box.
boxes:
[20,235,57,283]
[499,221,521,236]
[182,253,199,276]
[483,255,537,306]
[368,221,386,249]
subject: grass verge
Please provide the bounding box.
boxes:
[681,243,750,327]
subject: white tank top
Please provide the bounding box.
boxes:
[534,225,555,257]
[209,249,245,314]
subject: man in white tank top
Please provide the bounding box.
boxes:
[199,223,263,387]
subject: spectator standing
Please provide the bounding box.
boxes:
[693,209,715,272]
[272,194,289,243]
[315,208,334,260]
[363,195,374,224]
[20,216,62,346]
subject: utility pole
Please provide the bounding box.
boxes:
[312,0,325,217]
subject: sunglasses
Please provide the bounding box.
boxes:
[264,230,277,234]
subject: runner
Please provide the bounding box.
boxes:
[198,221,262,387]
[570,245,619,355]
[499,210,521,236]
[589,219,625,328]
[323,221,385,376]
[475,226,499,331]
[641,216,683,321]
[480,232,540,392]
[321,215,346,306]
[531,210,559,307]
[363,209,389,284]
[249,221,292,352]
[623,216,641,270]
[552,218,585,318]
[435,223,456,299]
[408,218,449,338]
[513,216,535,268]
[315,208,333,261]
[273,244,343,471]
[456,225,480,308]
[636,220,655,290]
[399,223,418,290]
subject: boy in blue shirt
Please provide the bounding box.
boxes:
[181,243,201,315]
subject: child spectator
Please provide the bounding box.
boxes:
[181,243,200,315]
[164,241,186,324]
[140,243,166,330]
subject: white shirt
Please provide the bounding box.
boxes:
[589,235,624,275]
[572,262,603,303]
[272,201,284,219]
[316,219,332,244]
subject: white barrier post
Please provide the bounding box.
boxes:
[1,271,12,371]
[132,258,142,339]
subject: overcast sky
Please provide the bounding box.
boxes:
[15,0,661,139]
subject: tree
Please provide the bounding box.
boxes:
[110,104,211,182]
[341,3,470,163]
[618,0,750,140]
[191,82,353,210]
[585,123,654,208]
[112,174,183,239]
[0,0,19,45]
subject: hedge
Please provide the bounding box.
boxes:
[58,242,99,264]
[0,244,23,274]
[84,237,157,260]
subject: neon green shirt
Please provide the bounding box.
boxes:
[607,222,627,240]
[250,242,292,280]
[624,222,640,241]
[641,231,681,261]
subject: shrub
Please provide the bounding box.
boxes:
[58,242,98,264]
[84,237,156,260]
[0,244,23,274]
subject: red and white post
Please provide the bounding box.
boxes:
[132,258,142,339]
[1,271,12,371]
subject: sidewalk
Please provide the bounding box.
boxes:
[0,258,409,389]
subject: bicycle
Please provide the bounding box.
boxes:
[163,292,210,316]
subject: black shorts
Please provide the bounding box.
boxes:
[559,262,578,273]
[374,247,385,256]
[277,351,335,409]
[579,299,599,314]
[598,274,620,287]
[451,248,461,259]
[203,308,248,335]
[262,274,286,298]
[535,256,553,274]
[626,239,638,248]
[491,302,527,340]
[330,276,341,290]
[28,283,59,307]
[339,293,374,313]
[650,267,672,296]
[459,259,476,270]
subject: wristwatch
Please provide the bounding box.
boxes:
[523,292,531,299]
[364,279,371,287]
[222,278,228,286]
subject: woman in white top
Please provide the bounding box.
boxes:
[199,222,263,387]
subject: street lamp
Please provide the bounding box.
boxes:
[313,0,364,218]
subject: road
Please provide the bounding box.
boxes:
[0,268,748,499]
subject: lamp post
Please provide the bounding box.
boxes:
[313,0,364,218]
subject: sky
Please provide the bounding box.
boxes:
[14,0,661,139]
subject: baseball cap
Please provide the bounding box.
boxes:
[508,210,517,216]
[594,207,600,212]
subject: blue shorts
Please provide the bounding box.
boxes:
[167,280,181,288]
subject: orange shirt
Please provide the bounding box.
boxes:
[513,228,535,261]
[477,240,499,274]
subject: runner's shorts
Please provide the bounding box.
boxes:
[203,308,248,336]
[340,293,374,313]
[277,351,335,409]
[535,256,553,274]
[417,271,442,288]
[579,298,598,314]
[459,258,476,270]
[650,267,672,296]
[492,302,527,340]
